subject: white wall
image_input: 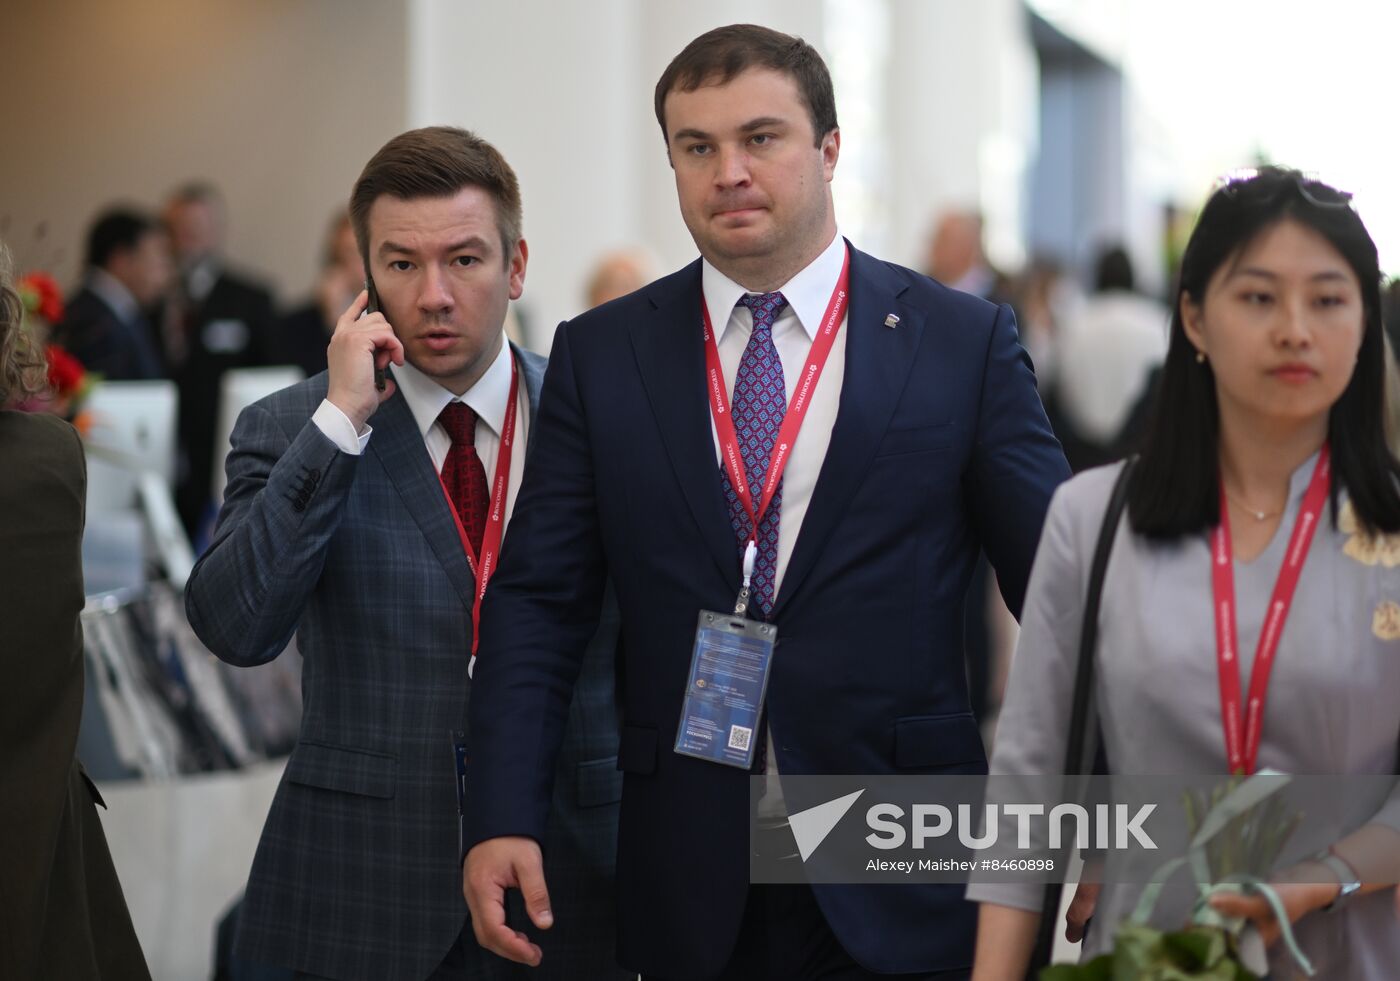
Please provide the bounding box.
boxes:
[408,0,645,350]
[406,0,1036,347]
[1,0,408,306]
[886,0,1037,275]
[409,0,838,350]
[5,0,1038,348]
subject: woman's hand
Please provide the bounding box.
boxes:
[1065,880,1101,943]
[1207,870,1339,948]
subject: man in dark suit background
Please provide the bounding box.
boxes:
[185,128,624,980]
[160,182,277,538]
[52,207,171,380]
[463,25,1070,980]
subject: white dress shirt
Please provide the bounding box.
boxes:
[702,229,848,816]
[311,339,530,529]
[702,229,848,602]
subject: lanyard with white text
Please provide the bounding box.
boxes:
[701,248,851,607]
[436,355,519,674]
[1210,444,1330,775]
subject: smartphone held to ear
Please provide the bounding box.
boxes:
[365,277,387,392]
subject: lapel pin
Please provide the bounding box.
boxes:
[884,313,900,329]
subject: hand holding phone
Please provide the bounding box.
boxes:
[366,276,387,392]
[325,285,404,432]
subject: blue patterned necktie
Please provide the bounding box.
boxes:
[722,291,789,618]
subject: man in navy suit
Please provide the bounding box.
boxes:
[463,25,1070,980]
[53,208,170,380]
[186,128,624,980]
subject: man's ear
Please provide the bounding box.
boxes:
[821,128,840,182]
[508,239,529,301]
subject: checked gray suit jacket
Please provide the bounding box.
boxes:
[185,346,626,980]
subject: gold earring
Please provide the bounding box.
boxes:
[1196,350,1206,364]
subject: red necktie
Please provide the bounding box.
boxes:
[438,402,489,556]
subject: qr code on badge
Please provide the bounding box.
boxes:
[727,725,752,751]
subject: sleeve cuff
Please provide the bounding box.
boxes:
[312,399,372,455]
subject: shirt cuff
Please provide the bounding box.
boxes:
[312,399,372,455]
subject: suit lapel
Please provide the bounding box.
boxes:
[513,342,546,424]
[370,388,476,610]
[773,246,924,616]
[630,262,739,586]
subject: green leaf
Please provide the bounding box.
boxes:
[1161,926,1227,967]
[1039,957,1113,980]
[1101,924,1259,980]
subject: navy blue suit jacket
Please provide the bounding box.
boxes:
[53,286,163,380]
[466,246,1070,978]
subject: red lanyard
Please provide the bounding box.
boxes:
[436,355,519,672]
[1210,445,1330,775]
[701,247,851,546]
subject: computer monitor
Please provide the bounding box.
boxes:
[210,366,305,504]
[82,380,179,514]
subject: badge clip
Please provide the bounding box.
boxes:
[734,540,758,617]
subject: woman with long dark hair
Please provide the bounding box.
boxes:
[968,169,1400,978]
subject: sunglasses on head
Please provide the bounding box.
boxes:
[1211,167,1354,209]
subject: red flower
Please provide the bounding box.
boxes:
[18,272,65,323]
[46,344,87,395]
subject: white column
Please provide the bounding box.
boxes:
[884,0,1036,273]
[407,0,644,349]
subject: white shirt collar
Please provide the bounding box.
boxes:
[86,267,141,324]
[701,229,845,342]
[390,338,514,440]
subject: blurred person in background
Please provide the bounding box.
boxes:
[925,208,1024,729]
[51,207,170,380]
[273,211,364,378]
[1012,255,1071,388]
[1049,244,1169,471]
[970,168,1400,979]
[0,245,151,980]
[925,208,1015,308]
[584,247,658,309]
[161,181,276,539]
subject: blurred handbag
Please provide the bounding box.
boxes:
[1027,457,1136,977]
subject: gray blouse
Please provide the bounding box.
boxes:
[967,455,1400,979]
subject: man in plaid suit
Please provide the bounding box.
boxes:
[186,127,626,980]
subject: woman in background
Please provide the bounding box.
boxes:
[969,169,1400,978]
[0,245,150,979]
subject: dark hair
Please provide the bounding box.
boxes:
[0,243,48,407]
[85,208,158,270]
[1094,245,1134,293]
[1128,167,1400,537]
[654,24,838,147]
[1383,279,1400,357]
[349,126,522,262]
